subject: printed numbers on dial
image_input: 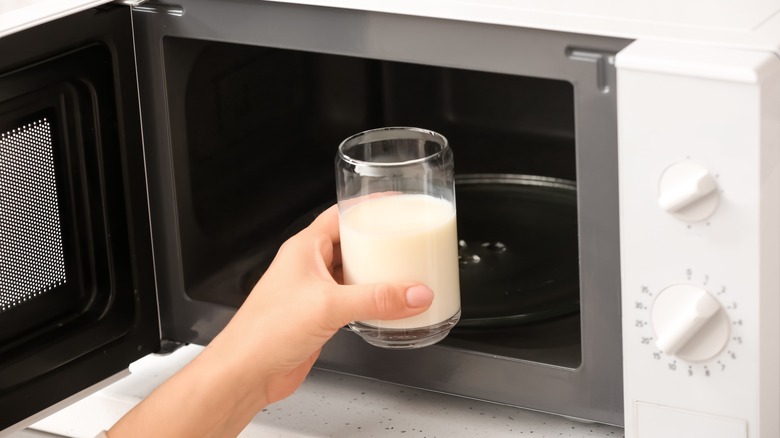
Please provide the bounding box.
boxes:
[634,272,741,377]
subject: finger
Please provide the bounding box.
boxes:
[283,205,339,279]
[332,266,344,284]
[314,192,399,243]
[328,282,434,327]
[331,242,342,268]
[306,204,340,243]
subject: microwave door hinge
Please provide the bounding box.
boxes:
[113,0,184,16]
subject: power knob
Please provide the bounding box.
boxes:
[652,284,729,362]
[658,162,719,222]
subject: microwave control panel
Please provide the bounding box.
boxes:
[617,39,780,438]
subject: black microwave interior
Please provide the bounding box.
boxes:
[165,37,581,368]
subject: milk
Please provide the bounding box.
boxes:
[339,194,461,329]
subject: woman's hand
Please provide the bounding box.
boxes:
[214,204,434,407]
[107,205,434,438]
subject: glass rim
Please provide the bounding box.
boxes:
[337,126,449,167]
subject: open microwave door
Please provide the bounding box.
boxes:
[0,4,159,433]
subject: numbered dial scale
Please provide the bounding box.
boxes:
[634,275,743,377]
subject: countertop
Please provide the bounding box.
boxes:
[26,344,624,438]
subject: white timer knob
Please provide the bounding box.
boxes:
[658,162,719,222]
[652,284,729,362]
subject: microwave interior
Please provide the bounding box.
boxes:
[164,37,581,368]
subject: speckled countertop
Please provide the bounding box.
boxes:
[30,344,624,438]
[255,369,624,438]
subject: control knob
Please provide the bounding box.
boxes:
[658,162,719,222]
[652,284,729,362]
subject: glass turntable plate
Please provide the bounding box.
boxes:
[453,174,579,330]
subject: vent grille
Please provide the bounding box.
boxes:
[0,118,67,313]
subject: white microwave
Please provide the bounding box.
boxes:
[0,1,778,437]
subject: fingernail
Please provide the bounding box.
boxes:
[405,285,434,308]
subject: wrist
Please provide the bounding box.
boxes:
[193,338,272,420]
[108,342,269,438]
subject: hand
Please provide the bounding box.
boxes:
[208,204,435,407]
[108,205,434,438]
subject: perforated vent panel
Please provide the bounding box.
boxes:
[0,118,67,313]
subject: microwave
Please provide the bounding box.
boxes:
[1,1,778,437]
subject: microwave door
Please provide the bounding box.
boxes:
[0,4,159,434]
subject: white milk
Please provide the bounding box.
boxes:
[339,194,461,329]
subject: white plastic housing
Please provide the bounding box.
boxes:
[618,39,780,438]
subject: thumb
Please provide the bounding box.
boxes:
[331,282,434,327]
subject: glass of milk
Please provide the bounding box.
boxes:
[335,127,461,349]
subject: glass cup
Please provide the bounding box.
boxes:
[335,127,461,349]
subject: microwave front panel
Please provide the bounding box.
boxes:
[133,0,630,426]
[0,5,158,431]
